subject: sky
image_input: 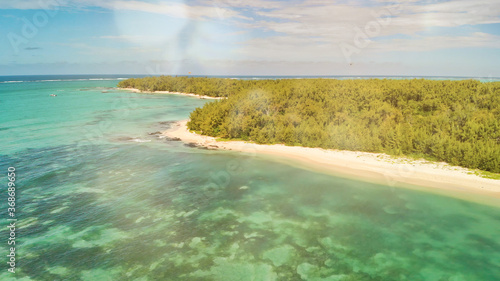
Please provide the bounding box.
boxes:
[0,0,499,76]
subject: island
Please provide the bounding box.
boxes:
[118,76,500,203]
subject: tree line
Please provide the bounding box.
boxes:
[118,76,265,97]
[119,76,500,173]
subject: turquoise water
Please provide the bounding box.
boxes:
[1,79,499,280]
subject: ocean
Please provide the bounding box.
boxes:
[1,76,499,280]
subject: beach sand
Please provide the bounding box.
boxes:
[164,120,500,206]
[118,88,226,100]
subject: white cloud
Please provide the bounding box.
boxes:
[4,0,499,36]
[103,0,243,20]
[227,0,500,61]
[2,0,499,68]
[247,0,500,38]
[206,0,288,10]
[369,32,500,52]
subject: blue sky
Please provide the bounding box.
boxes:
[0,0,499,76]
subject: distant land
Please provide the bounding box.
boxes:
[2,74,500,84]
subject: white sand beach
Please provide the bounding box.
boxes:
[118,88,226,100]
[164,120,500,205]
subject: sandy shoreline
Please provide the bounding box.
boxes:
[164,120,500,206]
[117,88,226,100]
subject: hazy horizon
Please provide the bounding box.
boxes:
[1,74,500,79]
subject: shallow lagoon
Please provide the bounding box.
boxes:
[1,79,499,280]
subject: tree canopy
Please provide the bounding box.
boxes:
[118,76,263,97]
[119,76,500,173]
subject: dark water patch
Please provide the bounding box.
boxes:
[165,136,181,141]
[20,162,96,194]
[335,200,386,220]
[439,214,478,232]
[467,234,500,252]
[113,136,138,142]
[158,120,177,128]
[20,244,75,280]
[83,112,114,126]
[452,249,500,278]
[184,142,198,148]
[18,220,49,237]
[52,246,106,270]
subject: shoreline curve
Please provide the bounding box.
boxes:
[164,120,500,206]
[117,87,226,100]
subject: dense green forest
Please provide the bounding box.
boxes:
[118,76,258,97]
[119,77,500,173]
